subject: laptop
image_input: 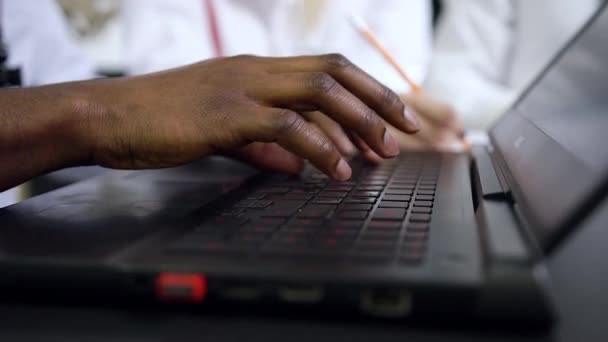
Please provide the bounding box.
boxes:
[1,3,608,325]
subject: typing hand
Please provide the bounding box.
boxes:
[83,54,421,180]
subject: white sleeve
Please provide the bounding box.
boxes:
[352,0,433,94]
[2,0,95,86]
[122,0,215,75]
[425,0,518,130]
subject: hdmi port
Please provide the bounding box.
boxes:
[360,289,412,318]
[277,285,325,304]
[219,284,262,301]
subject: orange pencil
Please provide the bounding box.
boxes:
[347,14,423,94]
[348,14,471,151]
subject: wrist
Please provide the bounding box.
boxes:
[44,83,107,168]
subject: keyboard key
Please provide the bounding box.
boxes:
[357,185,384,192]
[410,214,431,223]
[251,218,286,228]
[373,208,407,221]
[411,207,432,214]
[419,185,436,190]
[355,240,398,250]
[338,211,369,220]
[388,184,416,190]
[351,191,381,198]
[342,204,373,211]
[262,201,305,217]
[260,187,291,194]
[359,180,387,186]
[416,195,435,201]
[297,204,336,218]
[289,218,324,227]
[406,223,430,232]
[248,200,273,209]
[382,195,411,202]
[385,189,413,196]
[329,219,366,229]
[344,197,376,204]
[359,230,400,241]
[414,201,433,208]
[311,197,343,205]
[319,191,348,198]
[378,201,409,209]
[281,193,314,200]
[417,189,435,195]
[325,184,354,192]
[367,220,402,231]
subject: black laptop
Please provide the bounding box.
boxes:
[1,3,608,325]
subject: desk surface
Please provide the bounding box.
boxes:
[0,304,550,342]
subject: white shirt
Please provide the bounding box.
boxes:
[122,0,433,94]
[1,0,95,86]
[1,0,95,208]
[425,0,600,130]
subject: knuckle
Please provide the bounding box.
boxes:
[270,109,302,135]
[313,134,336,155]
[321,53,352,70]
[307,72,339,94]
[380,85,402,110]
[361,108,382,131]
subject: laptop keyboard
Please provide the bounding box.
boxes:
[165,155,439,265]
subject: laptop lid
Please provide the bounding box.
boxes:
[489,2,608,252]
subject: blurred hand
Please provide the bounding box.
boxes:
[82,54,421,180]
[391,92,467,152]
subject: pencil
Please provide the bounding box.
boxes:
[347,14,423,94]
[348,14,471,151]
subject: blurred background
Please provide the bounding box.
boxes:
[0,0,599,207]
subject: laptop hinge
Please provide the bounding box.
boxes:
[472,146,511,200]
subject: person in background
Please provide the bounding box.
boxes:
[1,0,95,86]
[0,0,96,207]
[122,0,466,154]
[425,0,600,130]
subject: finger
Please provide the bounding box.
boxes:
[250,72,400,159]
[246,107,352,181]
[263,54,421,134]
[347,132,384,164]
[402,92,463,134]
[301,111,357,158]
[232,143,305,174]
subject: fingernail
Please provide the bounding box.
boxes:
[383,130,400,157]
[334,158,352,181]
[404,106,421,130]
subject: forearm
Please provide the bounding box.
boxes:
[0,84,94,192]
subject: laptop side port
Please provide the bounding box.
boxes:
[360,289,412,318]
[218,284,262,301]
[277,285,325,304]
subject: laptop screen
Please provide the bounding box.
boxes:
[490,3,608,251]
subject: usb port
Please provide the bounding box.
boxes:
[360,289,412,318]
